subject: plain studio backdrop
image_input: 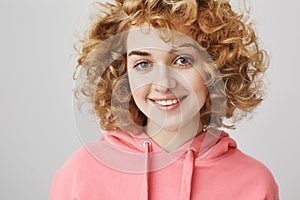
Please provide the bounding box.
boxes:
[0,0,299,199]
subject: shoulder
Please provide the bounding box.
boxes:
[211,132,278,187]
[50,145,109,199]
[229,149,279,198]
[233,149,275,177]
[54,142,111,176]
[55,132,113,174]
[51,146,99,184]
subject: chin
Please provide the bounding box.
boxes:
[162,125,180,132]
[161,120,183,132]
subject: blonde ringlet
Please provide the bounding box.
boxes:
[73,0,268,131]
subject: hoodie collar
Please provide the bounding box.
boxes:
[103,128,236,160]
[88,128,237,200]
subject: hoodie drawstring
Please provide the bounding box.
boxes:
[179,148,195,200]
[141,143,195,200]
[141,140,151,200]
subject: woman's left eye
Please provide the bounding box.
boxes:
[174,56,194,68]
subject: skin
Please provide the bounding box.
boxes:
[127,27,209,151]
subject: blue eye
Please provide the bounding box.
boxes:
[133,61,152,72]
[174,56,194,68]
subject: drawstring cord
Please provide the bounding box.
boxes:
[142,140,151,200]
[141,142,195,200]
[179,148,195,200]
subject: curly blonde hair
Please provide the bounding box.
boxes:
[73,0,268,131]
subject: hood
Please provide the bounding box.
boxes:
[101,127,237,160]
[87,128,237,200]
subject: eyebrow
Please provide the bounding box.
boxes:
[128,43,199,57]
[128,51,151,57]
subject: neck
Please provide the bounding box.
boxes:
[145,113,203,151]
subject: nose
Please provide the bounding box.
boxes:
[152,65,177,92]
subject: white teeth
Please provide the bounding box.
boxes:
[155,99,179,106]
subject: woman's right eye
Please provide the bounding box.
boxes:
[133,61,152,72]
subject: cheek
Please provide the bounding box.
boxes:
[131,85,150,106]
[186,73,208,107]
[196,84,208,107]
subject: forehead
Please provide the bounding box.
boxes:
[127,27,197,52]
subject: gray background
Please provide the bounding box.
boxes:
[0,0,299,199]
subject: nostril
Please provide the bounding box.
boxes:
[153,83,171,92]
[169,79,177,88]
[152,78,177,91]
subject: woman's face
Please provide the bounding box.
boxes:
[127,27,209,132]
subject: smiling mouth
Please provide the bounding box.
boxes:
[155,99,179,106]
[149,96,187,108]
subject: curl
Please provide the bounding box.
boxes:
[73,0,268,130]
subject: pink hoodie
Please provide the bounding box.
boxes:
[50,129,278,200]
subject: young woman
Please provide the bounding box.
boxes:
[50,0,278,199]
